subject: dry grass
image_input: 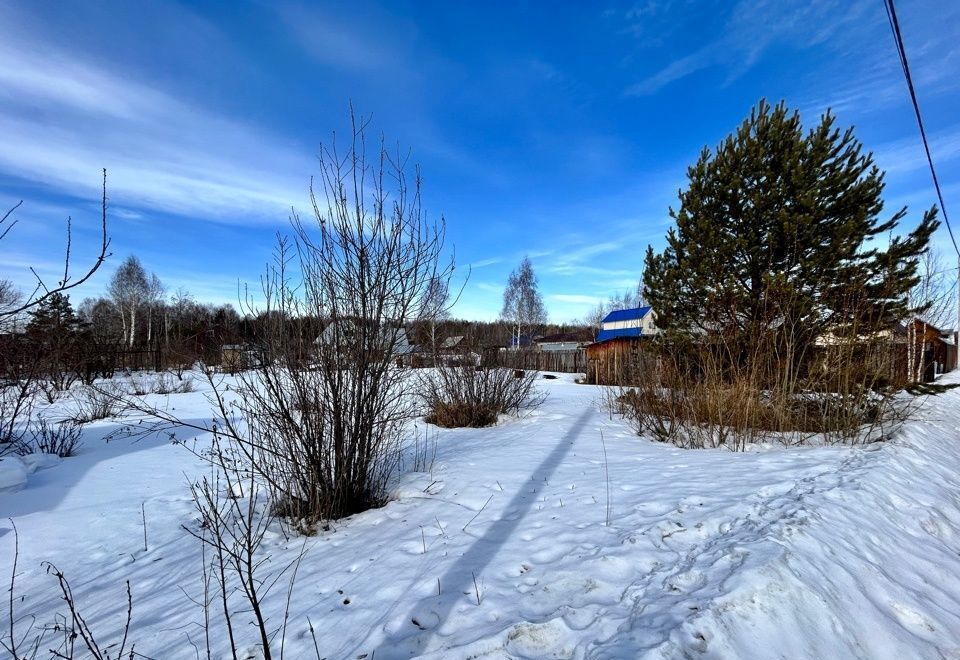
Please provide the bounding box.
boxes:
[610,335,910,450]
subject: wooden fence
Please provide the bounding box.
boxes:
[483,349,586,373]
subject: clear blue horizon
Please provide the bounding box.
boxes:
[1,0,958,322]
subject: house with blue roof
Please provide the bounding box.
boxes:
[595,306,657,343]
[585,306,658,384]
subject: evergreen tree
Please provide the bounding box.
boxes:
[643,100,938,373]
[26,292,86,388]
[26,292,83,347]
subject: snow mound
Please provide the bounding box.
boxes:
[0,455,28,492]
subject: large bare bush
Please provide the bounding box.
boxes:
[194,113,455,526]
[419,365,544,428]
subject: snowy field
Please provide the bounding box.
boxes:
[3,371,960,658]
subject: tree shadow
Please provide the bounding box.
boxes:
[373,406,596,658]
[0,417,212,520]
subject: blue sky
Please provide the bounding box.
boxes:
[1,0,958,322]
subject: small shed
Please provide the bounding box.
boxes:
[221,343,265,373]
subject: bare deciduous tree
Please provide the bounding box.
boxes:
[108,255,149,348]
[145,273,165,346]
[500,256,546,348]
[419,275,450,365]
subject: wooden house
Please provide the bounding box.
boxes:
[899,319,957,383]
[585,307,659,385]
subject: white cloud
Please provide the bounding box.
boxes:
[624,0,874,96]
[549,294,603,305]
[277,5,400,72]
[0,18,313,223]
[872,126,960,176]
[469,258,502,269]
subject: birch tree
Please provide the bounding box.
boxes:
[419,275,450,364]
[145,273,165,345]
[108,256,149,347]
[500,256,547,349]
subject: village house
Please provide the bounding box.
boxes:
[585,306,659,385]
[316,319,415,364]
[814,317,957,385]
[897,318,957,383]
[534,330,593,352]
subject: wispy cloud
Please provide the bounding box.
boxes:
[873,125,960,176]
[0,7,312,223]
[549,293,603,305]
[277,4,411,73]
[469,258,502,269]
[624,0,873,96]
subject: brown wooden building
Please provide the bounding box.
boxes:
[584,336,656,385]
[899,319,957,383]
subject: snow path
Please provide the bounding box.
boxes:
[378,406,596,656]
[3,373,960,658]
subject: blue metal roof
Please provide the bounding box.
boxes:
[601,306,651,324]
[510,333,539,348]
[596,327,645,342]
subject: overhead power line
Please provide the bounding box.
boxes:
[882,0,959,259]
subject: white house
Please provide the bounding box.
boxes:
[596,306,657,342]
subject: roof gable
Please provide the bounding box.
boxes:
[601,306,652,324]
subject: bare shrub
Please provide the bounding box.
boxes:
[148,111,460,529]
[419,365,544,428]
[126,374,149,396]
[38,381,61,405]
[24,418,83,457]
[152,372,194,394]
[183,436,311,659]
[68,383,125,423]
[0,379,34,456]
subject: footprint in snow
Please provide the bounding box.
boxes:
[666,569,706,593]
[889,602,937,640]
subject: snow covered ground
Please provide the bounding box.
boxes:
[3,371,960,658]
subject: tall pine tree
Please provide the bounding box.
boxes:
[643,100,938,376]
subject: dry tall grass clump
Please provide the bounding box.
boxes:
[611,329,913,450]
[420,365,544,428]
